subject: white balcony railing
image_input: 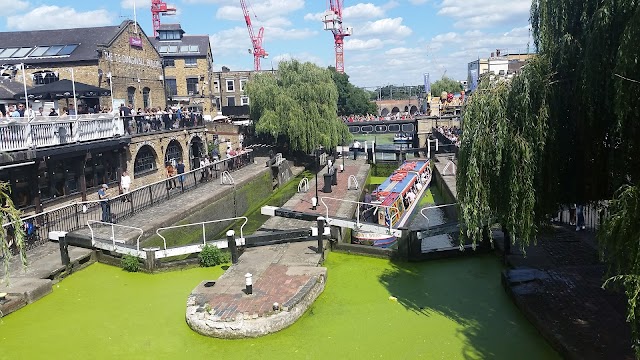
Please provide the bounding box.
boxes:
[0,114,122,152]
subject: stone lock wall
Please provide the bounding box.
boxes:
[126,128,208,186]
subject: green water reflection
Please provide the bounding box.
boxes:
[0,253,558,359]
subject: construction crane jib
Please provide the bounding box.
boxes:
[151,0,176,37]
[322,0,352,73]
[241,0,268,71]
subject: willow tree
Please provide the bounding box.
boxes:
[457,56,550,252]
[245,60,350,153]
[1,182,26,282]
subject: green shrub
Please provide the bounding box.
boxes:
[198,244,230,267]
[121,254,141,272]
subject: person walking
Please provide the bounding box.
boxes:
[98,184,111,223]
[576,204,586,231]
[120,171,131,202]
[176,159,185,187]
[166,162,177,190]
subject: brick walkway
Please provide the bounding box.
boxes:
[500,226,634,360]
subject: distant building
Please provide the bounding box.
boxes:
[467,50,536,90]
[150,24,215,116]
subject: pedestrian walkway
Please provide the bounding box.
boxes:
[69,157,270,244]
[186,156,371,338]
[500,226,633,360]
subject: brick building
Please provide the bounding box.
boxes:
[150,24,214,116]
[212,67,277,119]
[0,20,165,113]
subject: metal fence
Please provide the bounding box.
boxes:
[3,150,255,253]
[553,202,609,231]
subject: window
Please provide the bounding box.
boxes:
[163,58,175,67]
[165,140,183,165]
[227,96,236,106]
[158,45,168,53]
[33,71,59,85]
[186,78,198,95]
[127,87,136,106]
[159,31,181,40]
[240,79,248,92]
[143,87,150,109]
[189,45,199,52]
[226,79,235,92]
[134,146,157,175]
[57,44,78,56]
[241,96,249,106]
[165,79,177,96]
[44,45,64,56]
[180,45,190,53]
[184,57,197,66]
[0,48,18,58]
[167,46,178,53]
[11,47,32,58]
[29,46,49,57]
[179,45,199,53]
[213,81,219,93]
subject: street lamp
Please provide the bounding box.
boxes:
[341,136,345,172]
[314,147,319,208]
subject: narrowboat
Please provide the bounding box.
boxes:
[352,159,432,247]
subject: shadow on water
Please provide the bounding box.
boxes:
[378,256,559,359]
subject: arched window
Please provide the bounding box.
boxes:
[142,87,150,109]
[127,86,136,107]
[134,145,157,175]
[164,140,183,166]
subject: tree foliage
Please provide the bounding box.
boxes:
[246,60,351,153]
[1,181,26,282]
[431,76,463,97]
[457,57,550,251]
[328,66,377,116]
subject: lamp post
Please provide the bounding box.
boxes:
[70,68,78,116]
[19,63,29,116]
[314,147,319,209]
[341,136,345,172]
[107,72,114,110]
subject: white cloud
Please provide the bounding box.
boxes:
[210,26,316,57]
[0,0,29,13]
[345,38,384,51]
[7,6,115,31]
[409,0,429,4]
[437,0,531,28]
[342,3,384,20]
[121,0,152,9]
[358,17,412,38]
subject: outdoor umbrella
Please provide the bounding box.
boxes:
[13,79,111,101]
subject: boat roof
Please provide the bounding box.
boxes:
[374,160,429,206]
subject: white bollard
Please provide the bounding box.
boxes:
[245,273,253,295]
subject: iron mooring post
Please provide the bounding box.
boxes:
[227,230,238,265]
[59,235,70,266]
[317,216,325,256]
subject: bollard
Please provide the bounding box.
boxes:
[227,230,238,264]
[245,273,253,295]
[58,235,70,266]
[317,216,325,255]
[312,196,317,210]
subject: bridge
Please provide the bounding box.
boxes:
[375,99,422,116]
[346,118,416,135]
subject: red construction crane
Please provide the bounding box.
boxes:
[322,0,352,73]
[240,0,268,71]
[151,0,176,37]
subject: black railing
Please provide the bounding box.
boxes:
[4,150,255,252]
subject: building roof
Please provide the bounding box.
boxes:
[0,20,138,65]
[158,24,184,32]
[150,35,210,58]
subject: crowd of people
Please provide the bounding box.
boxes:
[436,125,462,147]
[118,103,204,135]
[341,112,418,123]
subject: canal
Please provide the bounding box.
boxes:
[0,253,558,359]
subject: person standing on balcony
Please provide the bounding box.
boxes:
[48,108,58,116]
[98,184,111,223]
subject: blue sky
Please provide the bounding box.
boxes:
[0,0,533,87]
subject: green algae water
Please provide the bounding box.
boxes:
[0,253,558,359]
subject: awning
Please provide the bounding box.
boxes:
[14,79,111,100]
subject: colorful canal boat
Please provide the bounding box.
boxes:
[352,159,432,247]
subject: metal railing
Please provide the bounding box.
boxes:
[298,178,309,193]
[420,203,458,228]
[0,114,121,151]
[320,196,399,234]
[154,216,247,259]
[2,150,254,250]
[348,175,359,190]
[221,171,234,185]
[87,220,144,251]
[554,202,609,231]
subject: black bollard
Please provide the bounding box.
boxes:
[227,230,238,264]
[317,217,325,255]
[331,168,337,186]
[59,235,70,266]
[323,173,333,193]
